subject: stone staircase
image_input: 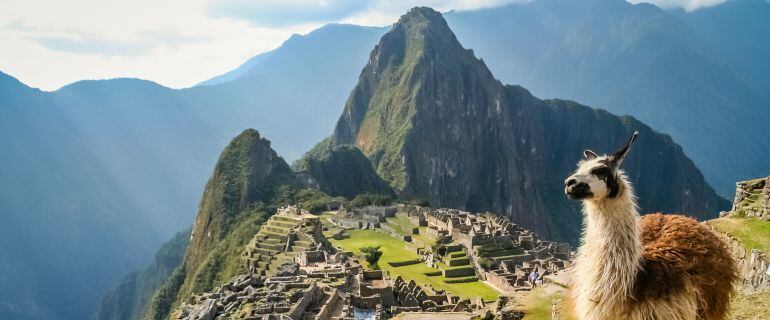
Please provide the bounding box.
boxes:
[241,213,319,276]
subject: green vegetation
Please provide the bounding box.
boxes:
[348,193,392,208]
[293,143,394,198]
[96,229,190,320]
[276,187,343,214]
[187,211,268,294]
[432,239,447,257]
[478,257,493,270]
[707,217,770,253]
[518,287,575,320]
[330,229,499,302]
[360,246,383,269]
[144,264,186,320]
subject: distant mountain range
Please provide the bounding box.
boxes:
[442,0,770,196]
[1,0,768,319]
[0,24,384,320]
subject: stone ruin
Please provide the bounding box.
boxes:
[176,204,572,319]
[240,206,329,277]
[400,205,572,292]
[727,175,770,221]
[331,205,397,229]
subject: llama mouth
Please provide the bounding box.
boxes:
[566,189,593,200]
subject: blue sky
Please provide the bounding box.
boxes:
[0,0,732,91]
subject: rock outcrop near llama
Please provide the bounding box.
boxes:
[313,7,728,243]
[731,175,770,221]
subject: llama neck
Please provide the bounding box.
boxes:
[577,188,641,303]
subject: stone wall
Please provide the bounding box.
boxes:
[712,227,769,294]
[315,288,343,319]
[286,284,321,320]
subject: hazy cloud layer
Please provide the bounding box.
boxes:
[629,0,728,11]
[207,0,378,27]
[0,0,743,90]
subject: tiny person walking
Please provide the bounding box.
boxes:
[529,269,540,289]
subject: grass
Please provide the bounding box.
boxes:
[518,286,576,320]
[707,217,770,253]
[730,291,770,320]
[330,229,499,302]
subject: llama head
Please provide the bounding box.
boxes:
[564,131,638,201]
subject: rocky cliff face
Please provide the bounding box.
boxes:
[328,7,728,243]
[732,176,770,220]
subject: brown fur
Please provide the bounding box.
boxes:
[634,213,737,320]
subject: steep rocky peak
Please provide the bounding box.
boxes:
[396,7,452,41]
[184,128,296,288]
[370,6,474,73]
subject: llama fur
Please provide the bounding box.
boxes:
[566,133,736,320]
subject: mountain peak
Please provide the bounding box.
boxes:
[398,6,446,27]
[391,6,458,49]
[184,128,295,275]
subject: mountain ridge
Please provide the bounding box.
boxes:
[320,6,727,242]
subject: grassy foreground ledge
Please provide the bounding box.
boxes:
[707,217,770,253]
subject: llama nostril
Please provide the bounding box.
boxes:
[566,178,577,187]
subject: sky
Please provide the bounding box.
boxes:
[0,0,730,91]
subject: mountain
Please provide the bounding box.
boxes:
[198,24,387,87]
[0,72,221,320]
[182,24,387,162]
[293,139,394,198]
[183,129,296,275]
[93,229,189,320]
[671,0,770,92]
[318,7,727,243]
[443,0,770,195]
[144,129,298,320]
[0,24,385,320]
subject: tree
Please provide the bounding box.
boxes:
[360,246,383,269]
[431,239,447,256]
[478,257,494,271]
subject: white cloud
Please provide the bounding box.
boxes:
[0,0,731,90]
[207,0,378,27]
[0,0,316,90]
[627,0,728,12]
[341,0,530,26]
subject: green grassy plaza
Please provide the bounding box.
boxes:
[329,229,500,302]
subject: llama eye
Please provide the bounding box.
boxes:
[592,167,609,177]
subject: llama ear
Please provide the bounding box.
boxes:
[584,150,598,160]
[610,131,639,167]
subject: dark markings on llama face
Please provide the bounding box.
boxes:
[606,173,620,198]
[589,165,621,198]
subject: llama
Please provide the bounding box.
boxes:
[564,132,736,320]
